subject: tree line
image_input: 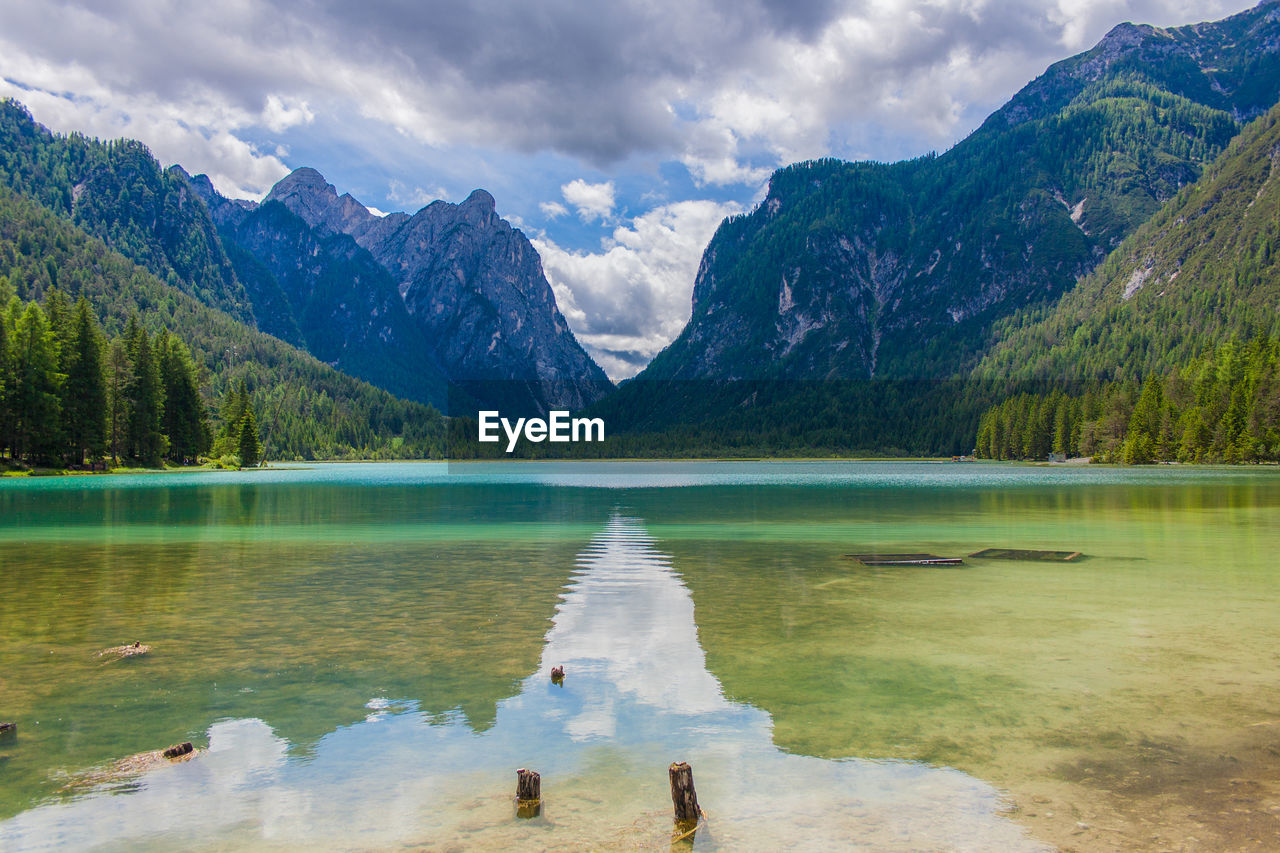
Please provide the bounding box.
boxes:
[975,338,1280,463]
[0,183,446,462]
[0,284,261,469]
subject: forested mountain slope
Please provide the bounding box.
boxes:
[974,99,1280,381]
[0,187,445,460]
[633,1,1280,386]
[0,102,251,322]
[966,99,1280,464]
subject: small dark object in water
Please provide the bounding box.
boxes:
[515,768,541,818]
[162,742,193,759]
[550,665,565,684]
[670,760,701,835]
[98,641,151,659]
[59,743,199,792]
[845,553,963,566]
[0,722,15,738]
[969,548,1082,562]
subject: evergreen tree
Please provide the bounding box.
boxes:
[0,291,12,458]
[105,338,129,465]
[159,332,210,463]
[1123,375,1163,463]
[123,317,165,466]
[43,287,71,355]
[237,405,261,468]
[213,379,250,458]
[60,298,106,466]
[12,301,62,462]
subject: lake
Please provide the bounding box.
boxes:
[2,461,1279,851]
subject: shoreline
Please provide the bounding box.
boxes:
[5,456,1280,478]
[1000,716,1280,852]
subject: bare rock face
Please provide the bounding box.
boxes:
[188,173,449,409]
[263,167,386,245]
[265,172,612,414]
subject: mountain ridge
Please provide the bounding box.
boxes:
[254,167,614,413]
[0,183,446,460]
[627,0,1280,392]
[973,96,1280,383]
[186,171,450,408]
[0,100,611,417]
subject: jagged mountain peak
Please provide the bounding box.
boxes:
[263,167,378,239]
[265,169,510,247]
[461,188,496,212]
[208,164,610,413]
[1097,21,1151,47]
[184,171,255,222]
[268,166,333,198]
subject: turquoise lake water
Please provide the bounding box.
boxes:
[2,461,1279,850]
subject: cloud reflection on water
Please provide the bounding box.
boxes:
[0,516,1045,851]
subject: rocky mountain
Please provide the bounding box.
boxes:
[0,99,609,417]
[187,170,449,410]
[260,168,613,413]
[0,183,447,460]
[631,1,1280,387]
[974,97,1280,383]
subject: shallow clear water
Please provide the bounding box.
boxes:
[2,461,1279,850]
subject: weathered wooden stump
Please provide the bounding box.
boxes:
[162,741,193,759]
[550,665,565,685]
[515,768,541,819]
[669,761,700,821]
[97,641,151,660]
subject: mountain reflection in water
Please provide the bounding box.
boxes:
[0,516,1044,851]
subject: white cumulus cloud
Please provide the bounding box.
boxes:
[534,198,742,379]
[539,200,569,219]
[0,0,1255,199]
[261,94,314,133]
[561,179,617,222]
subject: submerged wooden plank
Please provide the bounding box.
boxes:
[844,553,964,566]
[969,548,1083,562]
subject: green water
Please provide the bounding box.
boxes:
[2,461,1278,850]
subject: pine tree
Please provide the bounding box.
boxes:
[237,405,261,468]
[12,302,63,463]
[43,288,71,355]
[123,317,165,466]
[105,338,129,465]
[213,379,250,458]
[0,292,12,459]
[60,298,107,466]
[159,333,210,464]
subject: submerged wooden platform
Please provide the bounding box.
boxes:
[969,548,1082,562]
[845,553,964,566]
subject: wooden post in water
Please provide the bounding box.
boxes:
[515,768,541,819]
[669,761,700,821]
[162,742,193,759]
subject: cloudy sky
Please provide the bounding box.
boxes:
[0,0,1256,379]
